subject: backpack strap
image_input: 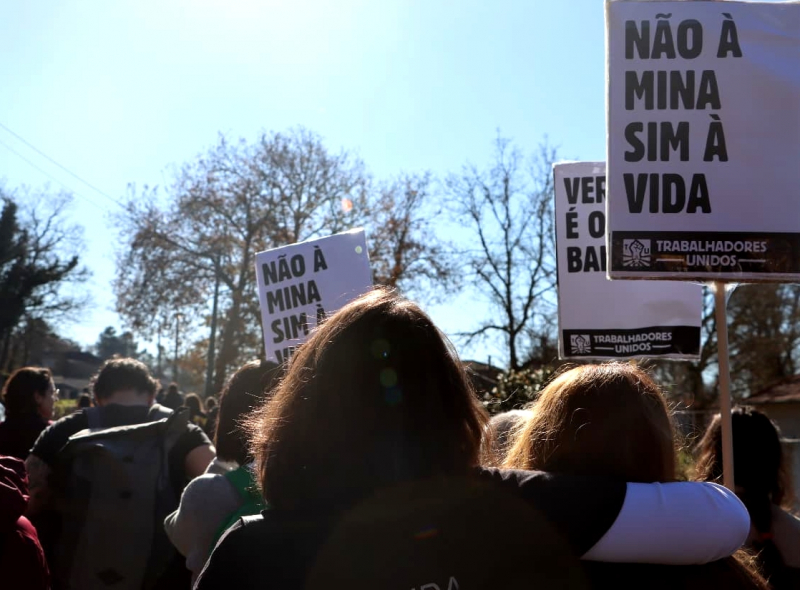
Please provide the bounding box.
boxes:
[224,465,259,501]
[83,403,175,430]
[211,468,266,547]
[147,403,175,422]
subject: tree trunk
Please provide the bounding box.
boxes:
[0,330,11,371]
[213,297,243,392]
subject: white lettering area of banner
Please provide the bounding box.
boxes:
[255,229,372,364]
[606,1,800,280]
[555,162,702,359]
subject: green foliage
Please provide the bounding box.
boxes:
[54,398,77,420]
[0,191,87,370]
[483,366,555,415]
[95,326,139,361]
[675,448,696,482]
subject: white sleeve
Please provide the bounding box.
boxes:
[582,482,749,564]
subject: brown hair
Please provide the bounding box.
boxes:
[2,367,52,418]
[481,409,531,467]
[215,360,282,465]
[503,363,675,482]
[248,287,487,510]
[183,393,204,418]
[506,363,767,589]
[91,358,158,401]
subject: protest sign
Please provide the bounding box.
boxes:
[255,229,372,364]
[555,161,702,359]
[606,1,800,281]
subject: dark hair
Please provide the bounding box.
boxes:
[77,393,92,409]
[162,388,183,410]
[183,393,204,418]
[2,367,52,418]
[215,360,282,465]
[695,407,793,529]
[91,358,158,401]
[504,363,675,482]
[248,288,488,510]
[205,396,217,411]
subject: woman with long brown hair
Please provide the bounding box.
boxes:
[196,290,750,590]
[503,363,767,588]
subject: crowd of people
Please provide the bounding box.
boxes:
[0,287,799,589]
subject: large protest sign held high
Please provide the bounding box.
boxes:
[254,229,372,364]
[606,1,800,281]
[554,162,702,360]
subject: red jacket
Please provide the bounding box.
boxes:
[0,456,50,590]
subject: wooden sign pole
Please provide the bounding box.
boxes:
[713,282,735,491]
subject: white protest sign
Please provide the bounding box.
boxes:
[255,229,372,364]
[555,161,702,359]
[606,1,800,280]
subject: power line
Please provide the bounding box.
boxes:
[0,122,125,209]
[0,136,107,212]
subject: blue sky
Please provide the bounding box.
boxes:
[0,0,610,364]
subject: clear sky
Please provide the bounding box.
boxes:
[0,0,611,365]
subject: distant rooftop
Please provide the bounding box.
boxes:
[747,375,800,405]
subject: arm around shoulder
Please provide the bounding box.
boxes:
[583,481,749,564]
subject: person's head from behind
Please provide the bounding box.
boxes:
[249,287,487,510]
[184,393,203,417]
[2,367,56,421]
[482,409,532,466]
[503,363,675,482]
[215,360,281,466]
[90,358,159,406]
[77,393,92,409]
[695,408,791,517]
[162,382,183,410]
[205,396,217,411]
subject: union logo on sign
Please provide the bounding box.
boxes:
[570,334,591,355]
[622,239,652,267]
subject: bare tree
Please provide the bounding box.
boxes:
[446,136,558,370]
[651,284,800,409]
[367,172,458,302]
[116,128,455,389]
[727,284,800,396]
[116,128,366,389]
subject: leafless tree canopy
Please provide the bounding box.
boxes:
[447,136,558,370]
[367,172,458,301]
[115,128,454,389]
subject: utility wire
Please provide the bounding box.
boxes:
[0,136,107,212]
[0,122,125,208]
